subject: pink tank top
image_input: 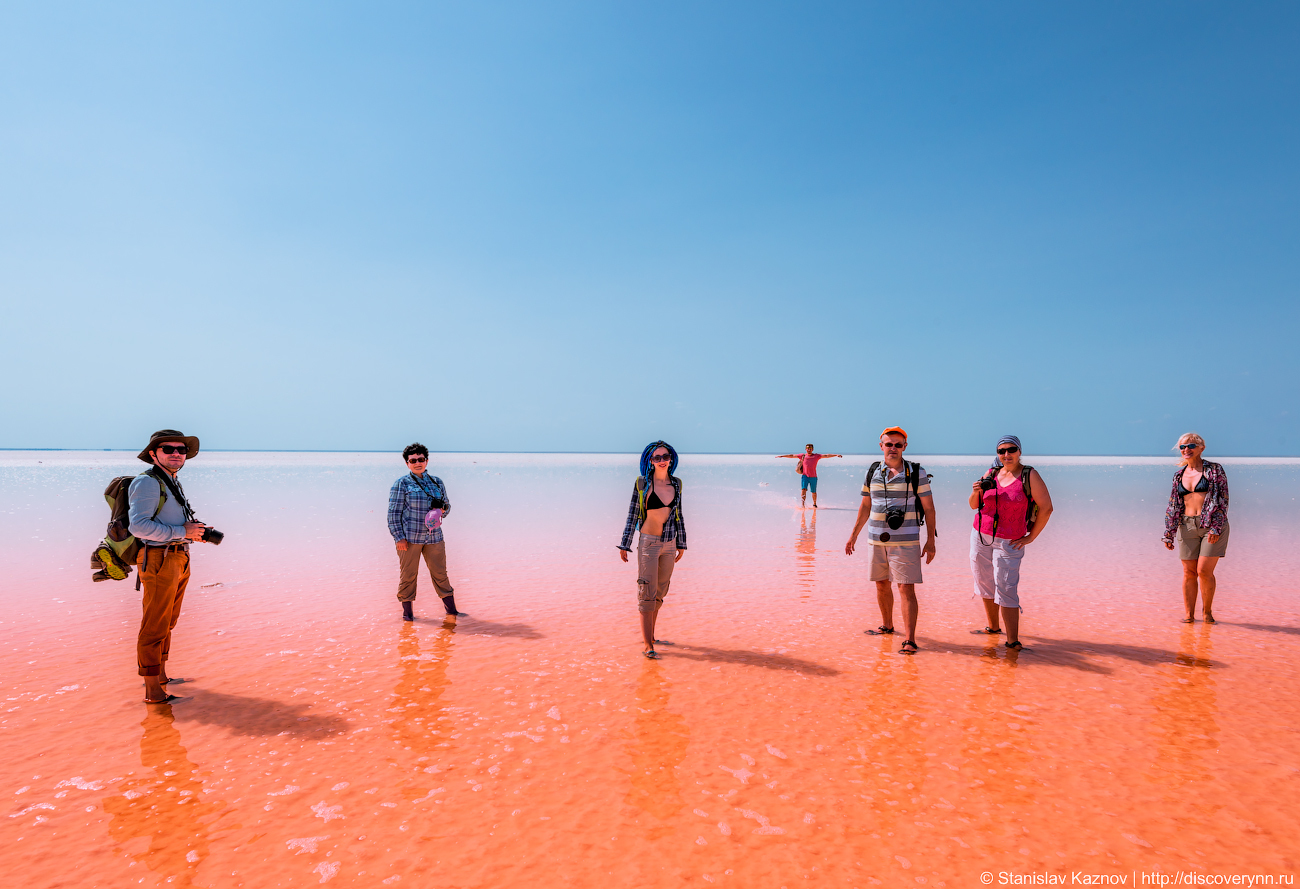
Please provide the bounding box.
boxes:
[973,471,1029,540]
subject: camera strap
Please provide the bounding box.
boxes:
[148,467,196,523]
[977,469,999,546]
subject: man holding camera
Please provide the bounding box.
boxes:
[129,429,215,704]
[845,426,937,654]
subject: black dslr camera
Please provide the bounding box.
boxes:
[201,527,225,545]
[979,475,997,492]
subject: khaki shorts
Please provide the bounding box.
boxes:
[1177,516,1229,560]
[868,543,923,584]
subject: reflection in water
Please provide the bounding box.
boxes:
[390,621,457,801]
[961,651,1036,840]
[103,708,224,886]
[846,650,929,877]
[1149,624,1219,791]
[624,662,690,839]
[795,511,817,599]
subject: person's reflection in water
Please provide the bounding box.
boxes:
[796,510,818,599]
[846,649,929,875]
[624,661,690,840]
[103,706,223,886]
[959,651,1037,835]
[390,621,457,802]
[1149,622,1218,790]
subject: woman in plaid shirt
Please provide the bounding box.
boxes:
[388,443,462,621]
[617,441,687,659]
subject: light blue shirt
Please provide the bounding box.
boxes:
[128,471,189,543]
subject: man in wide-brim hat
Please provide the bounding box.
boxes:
[137,429,200,463]
[128,429,209,704]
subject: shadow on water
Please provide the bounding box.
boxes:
[924,637,1227,673]
[1222,622,1300,637]
[663,644,840,677]
[413,615,544,639]
[171,690,350,737]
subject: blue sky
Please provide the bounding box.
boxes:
[2,2,1297,455]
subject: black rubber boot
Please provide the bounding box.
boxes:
[442,594,461,616]
[402,601,414,621]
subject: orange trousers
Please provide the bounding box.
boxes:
[137,547,190,676]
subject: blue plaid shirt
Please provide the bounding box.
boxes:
[388,473,451,545]
[617,476,687,551]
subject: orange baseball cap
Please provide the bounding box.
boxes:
[880,426,908,440]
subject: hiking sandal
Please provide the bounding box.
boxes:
[899,640,919,654]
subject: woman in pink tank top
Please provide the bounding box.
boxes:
[967,435,1054,651]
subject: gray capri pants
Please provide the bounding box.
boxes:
[970,528,1025,609]
[636,532,677,614]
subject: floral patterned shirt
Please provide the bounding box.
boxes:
[1163,461,1228,543]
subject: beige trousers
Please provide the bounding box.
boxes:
[397,541,454,602]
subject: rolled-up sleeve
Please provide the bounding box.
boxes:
[388,479,407,542]
[128,475,184,543]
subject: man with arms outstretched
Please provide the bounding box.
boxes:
[776,444,842,508]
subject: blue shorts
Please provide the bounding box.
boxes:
[801,475,818,492]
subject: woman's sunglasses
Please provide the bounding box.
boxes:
[997,446,1020,455]
[1178,443,1201,451]
[158,445,188,455]
[650,454,671,463]
[407,456,428,463]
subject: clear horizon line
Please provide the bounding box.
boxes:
[1,448,1295,459]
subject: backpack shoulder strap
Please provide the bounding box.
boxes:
[865,461,881,487]
[1021,466,1035,500]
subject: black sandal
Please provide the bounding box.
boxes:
[864,626,896,636]
[899,640,918,654]
[970,627,1003,635]
[1004,641,1025,651]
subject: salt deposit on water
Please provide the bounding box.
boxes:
[1,451,1297,887]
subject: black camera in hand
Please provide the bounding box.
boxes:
[201,527,224,545]
[979,475,997,492]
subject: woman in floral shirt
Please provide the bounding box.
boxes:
[1162,433,1228,623]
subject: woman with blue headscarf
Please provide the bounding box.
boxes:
[967,435,1054,650]
[617,441,687,659]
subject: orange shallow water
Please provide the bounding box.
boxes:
[2,452,1298,888]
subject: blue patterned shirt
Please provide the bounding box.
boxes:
[388,473,451,545]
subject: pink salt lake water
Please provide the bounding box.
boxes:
[3,452,1298,888]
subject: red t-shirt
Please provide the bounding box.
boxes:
[799,454,824,477]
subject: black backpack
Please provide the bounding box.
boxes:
[864,460,928,526]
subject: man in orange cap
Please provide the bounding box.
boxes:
[845,426,937,654]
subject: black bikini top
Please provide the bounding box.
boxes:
[646,486,675,510]
[1177,470,1210,496]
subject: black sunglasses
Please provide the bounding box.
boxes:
[650,454,672,463]
[158,445,188,455]
[407,456,428,463]
[881,442,905,449]
[997,446,1020,455]
[1178,443,1200,451]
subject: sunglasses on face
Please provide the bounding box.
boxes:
[158,445,188,455]
[650,454,671,463]
[407,456,428,463]
[881,442,905,449]
[997,446,1020,455]
[1178,444,1200,451]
